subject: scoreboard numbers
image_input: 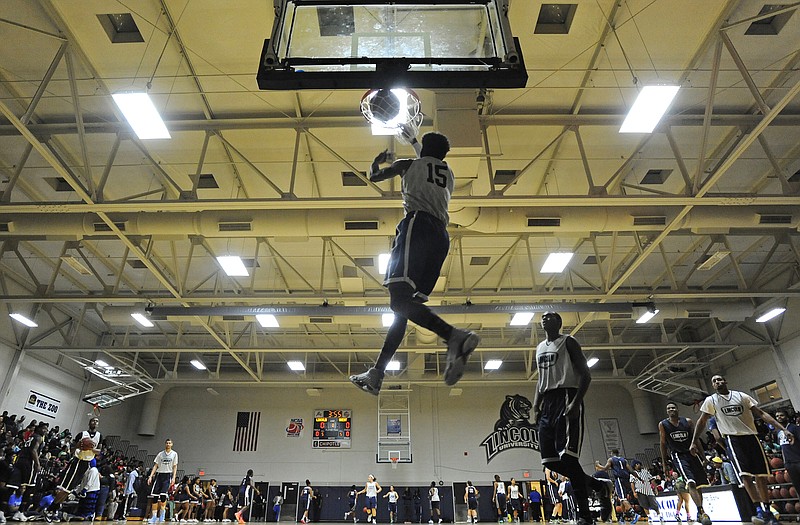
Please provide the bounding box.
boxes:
[312,409,352,448]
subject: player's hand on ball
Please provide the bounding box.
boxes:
[398,123,416,143]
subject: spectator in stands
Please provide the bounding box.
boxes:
[776,409,800,504]
[761,433,781,458]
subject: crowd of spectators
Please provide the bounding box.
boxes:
[0,411,146,522]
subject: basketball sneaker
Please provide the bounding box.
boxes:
[349,367,384,395]
[444,329,480,385]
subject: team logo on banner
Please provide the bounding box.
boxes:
[481,394,539,462]
[286,418,304,437]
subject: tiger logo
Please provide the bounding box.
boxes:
[494,394,537,431]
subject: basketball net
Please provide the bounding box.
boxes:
[390,457,399,470]
[360,88,422,145]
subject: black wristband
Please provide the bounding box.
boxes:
[410,138,418,144]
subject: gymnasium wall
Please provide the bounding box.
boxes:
[95,381,660,485]
[0,343,86,430]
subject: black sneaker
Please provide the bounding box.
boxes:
[349,367,384,395]
[444,329,480,386]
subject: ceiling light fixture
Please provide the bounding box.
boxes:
[256,314,279,328]
[190,359,207,370]
[287,360,305,371]
[587,357,599,368]
[619,86,680,133]
[636,309,660,324]
[378,253,391,274]
[510,312,534,326]
[541,252,574,273]
[386,360,401,371]
[94,359,110,368]
[484,359,502,370]
[10,313,38,328]
[756,307,786,323]
[131,312,154,327]
[216,256,249,277]
[111,92,171,140]
[382,313,395,327]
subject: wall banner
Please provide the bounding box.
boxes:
[598,418,625,457]
[286,418,304,437]
[25,390,60,419]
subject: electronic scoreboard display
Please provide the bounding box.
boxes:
[312,409,352,448]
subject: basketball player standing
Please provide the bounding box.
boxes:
[658,402,710,524]
[533,312,612,525]
[349,128,479,395]
[147,438,178,524]
[691,375,792,525]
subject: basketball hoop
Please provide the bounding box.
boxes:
[390,456,399,470]
[360,88,422,145]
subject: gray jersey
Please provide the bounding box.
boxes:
[401,156,454,225]
[536,335,581,393]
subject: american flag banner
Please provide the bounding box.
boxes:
[233,411,261,452]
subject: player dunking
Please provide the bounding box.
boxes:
[533,312,612,525]
[349,128,479,395]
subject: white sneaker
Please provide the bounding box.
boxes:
[428,521,434,524]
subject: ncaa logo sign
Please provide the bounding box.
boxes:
[721,405,744,416]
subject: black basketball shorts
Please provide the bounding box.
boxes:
[537,388,584,464]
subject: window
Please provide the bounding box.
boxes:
[753,380,783,405]
[535,4,578,34]
[97,14,145,43]
[745,5,794,35]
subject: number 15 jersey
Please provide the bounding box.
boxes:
[402,156,454,226]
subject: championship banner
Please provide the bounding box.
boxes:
[598,418,625,457]
[25,390,61,419]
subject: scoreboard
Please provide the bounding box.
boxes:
[312,409,352,448]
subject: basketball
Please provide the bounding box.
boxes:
[777,470,785,483]
[781,488,789,499]
[786,503,794,514]
[363,507,368,514]
[790,487,797,498]
[768,475,777,484]
[80,437,94,450]
[795,502,800,513]
[771,457,784,469]
[787,469,792,483]
[369,89,402,123]
[772,489,781,500]
[615,506,623,515]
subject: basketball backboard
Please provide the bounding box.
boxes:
[257,0,527,89]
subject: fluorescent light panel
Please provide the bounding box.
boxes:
[378,253,391,274]
[256,314,279,328]
[190,359,207,370]
[756,307,786,323]
[131,312,154,327]
[484,359,503,370]
[217,256,249,277]
[510,312,534,326]
[587,357,599,368]
[94,359,110,368]
[287,360,305,371]
[382,313,395,327]
[10,313,37,327]
[620,86,680,133]
[636,309,660,324]
[386,360,401,371]
[541,252,574,273]
[111,92,170,140]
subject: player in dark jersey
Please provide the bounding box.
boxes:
[464,482,479,524]
[349,128,479,395]
[659,402,710,525]
[596,450,638,523]
[299,479,314,524]
[345,485,359,523]
[235,469,256,525]
[10,421,47,490]
[533,312,612,525]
